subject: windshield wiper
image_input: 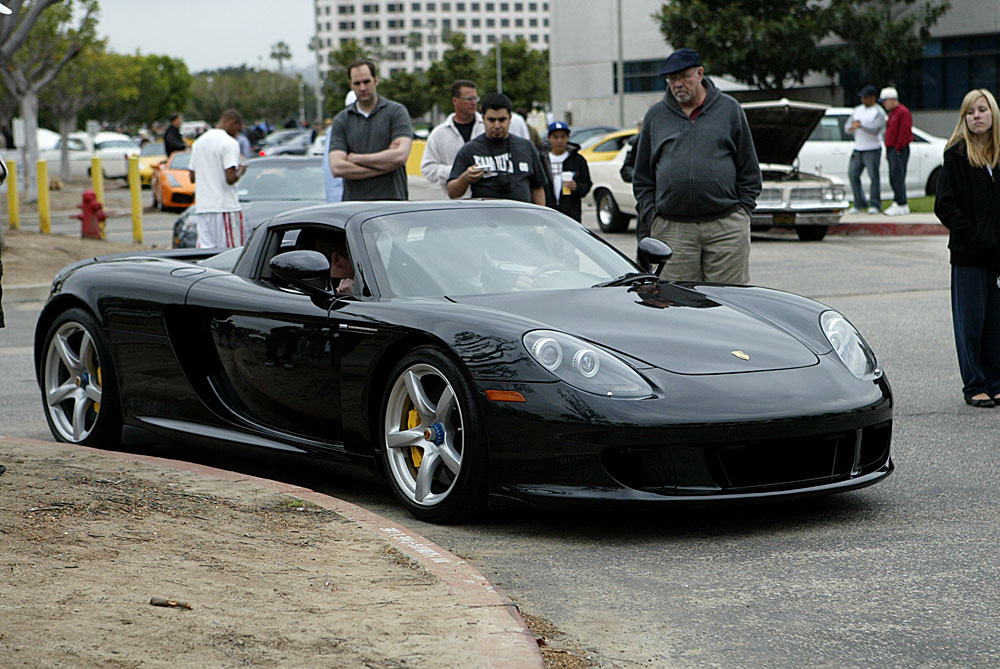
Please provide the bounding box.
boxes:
[592,272,658,288]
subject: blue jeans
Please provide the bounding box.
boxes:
[848,148,881,209]
[887,145,909,205]
[951,265,1000,399]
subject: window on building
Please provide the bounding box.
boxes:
[457,17,466,27]
[471,1,480,9]
[515,2,523,9]
[442,2,451,10]
[529,34,538,43]
[457,1,465,9]
[472,34,482,43]
[529,17,537,26]
[612,58,667,94]
[865,34,1000,111]
[472,17,480,26]
[529,2,537,9]
[486,2,494,10]
[412,2,421,10]
[487,17,495,26]
[501,18,509,27]
[515,18,522,27]
[501,2,509,10]
[487,34,496,43]
[427,1,436,9]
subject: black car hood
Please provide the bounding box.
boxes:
[741,99,828,166]
[450,283,819,375]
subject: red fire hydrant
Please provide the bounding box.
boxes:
[75,189,107,239]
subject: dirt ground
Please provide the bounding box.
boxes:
[0,438,513,668]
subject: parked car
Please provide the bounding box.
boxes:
[138,141,166,187]
[254,129,311,156]
[569,124,620,149]
[259,130,313,157]
[588,100,851,241]
[36,199,893,523]
[579,128,638,163]
[173,155,326,247]
[151,150,195,211]
[39,131,140,181]
[798,107,947,199]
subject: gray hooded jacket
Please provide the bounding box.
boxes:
[632,77,761,224]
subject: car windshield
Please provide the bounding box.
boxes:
[361,207,637,298]
[237,161,324,201]
[169,152,192,170]
[141,143,165,156]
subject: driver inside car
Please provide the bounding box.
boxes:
[315,235,355,295]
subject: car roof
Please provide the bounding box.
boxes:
[264,198,546,230]
[246,155,323,166]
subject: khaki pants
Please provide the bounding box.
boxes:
[649,209,751,284]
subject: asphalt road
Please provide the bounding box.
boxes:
[5,212,999,665]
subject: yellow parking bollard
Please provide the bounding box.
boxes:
[90,155,104,205]
[6,158,19,230]
[128,155,143,244]
[37,160,51,234]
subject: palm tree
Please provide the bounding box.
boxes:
[270,41,292,73]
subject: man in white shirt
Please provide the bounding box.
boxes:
[421,79,485,197]
[845,85,888,215]
[189,109,247,247]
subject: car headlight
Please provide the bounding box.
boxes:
[523,330,652,398]
[166,173,181,187]
[823,186,847,202]
[820,311,880,379]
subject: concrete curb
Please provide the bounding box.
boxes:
[1,436,545,669]
[4,283,50,302]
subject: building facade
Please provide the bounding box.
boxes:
[550,0,1000,137]
[314,0,551,78]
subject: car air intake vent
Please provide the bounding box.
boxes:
[601,421,892,494]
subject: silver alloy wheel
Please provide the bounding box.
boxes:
[43,321,104,443]
[383,362,464,508]
[598,192,615,226]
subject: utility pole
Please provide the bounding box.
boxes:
[617,0,625,127]
[496,42,503,94]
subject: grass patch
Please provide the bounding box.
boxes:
[875,195,935,213]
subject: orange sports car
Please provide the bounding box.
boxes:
[151,150,194,211]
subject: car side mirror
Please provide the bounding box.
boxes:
[637,236,673,276]
[269,250,333,296]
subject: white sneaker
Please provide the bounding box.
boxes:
[900,204,910,215]
[867,206,882,215]
[884,203,904,216]
[848,207,866,215]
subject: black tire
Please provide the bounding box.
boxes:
[379,347,488,523]
[40,307,122,446]
[796,225,828,242]
[926,167,941,196]
[595,190,630,233]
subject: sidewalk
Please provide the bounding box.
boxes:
[830,209,946,236]
[0,436,544,668]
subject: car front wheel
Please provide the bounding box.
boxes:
[596,189,630,233]
[380,347,487,523]
[41,308,122,445]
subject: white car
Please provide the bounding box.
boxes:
[797,107,947,199]
[40,130,140,180]
[589,99,851,241]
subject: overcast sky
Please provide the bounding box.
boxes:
[95,0,317,74]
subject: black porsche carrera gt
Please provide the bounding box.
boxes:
[34,200,892,522]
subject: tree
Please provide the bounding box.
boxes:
[322,40,373,114]
[488,39,550,112]
[828,0,951,87]
[0,0,98,202]
[426,32,483,109]
[186,66,304,126]
[378,69,434,119]
[654,0,837,93]
[78,52,191,130]
[40,42,112,181]
[270,40,292,73]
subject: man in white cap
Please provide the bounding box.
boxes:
[880,86,913,216]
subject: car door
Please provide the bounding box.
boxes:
[185,271,345,446]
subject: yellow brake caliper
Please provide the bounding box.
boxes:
[407,405,423,468]
[94,366,102,413]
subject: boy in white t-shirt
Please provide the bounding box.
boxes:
[189,109,247,247]
[845,86,888,215]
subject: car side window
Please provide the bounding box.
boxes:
[809,117,849,142]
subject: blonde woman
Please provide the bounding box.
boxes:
[934,89,1000,408]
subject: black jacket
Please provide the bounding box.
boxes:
[540,142,592,222]
[164,125,186,156]
[935,142,1000,267]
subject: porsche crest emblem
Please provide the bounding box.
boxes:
[731,350,750,360]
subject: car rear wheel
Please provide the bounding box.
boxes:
[596,190,630,233]
[380,347,487,523]
[41,308,122,446]
[796,225,828,242]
